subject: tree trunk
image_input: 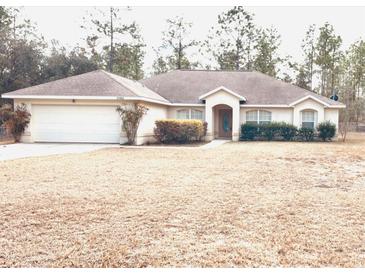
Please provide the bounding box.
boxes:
[247,40,251,71]
[330,47,336,98]
[235,42,240,71]
[309,43,314,91]
[177,41,182,69]
[109,7,114,72]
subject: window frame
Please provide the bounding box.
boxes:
[177,109,190,120]
[246,110,272,125]
[258,110,272,125]
[301,109,317,129]
[191,109,203,120]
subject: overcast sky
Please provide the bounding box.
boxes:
[20,6,365,75]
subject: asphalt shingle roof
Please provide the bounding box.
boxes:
[141,70,344,106]
[3,70,169,103]
[3,69,344,107]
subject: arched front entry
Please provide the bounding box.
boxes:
[202,87,242,141]
[213,104,233,139]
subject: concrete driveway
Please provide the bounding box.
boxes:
[0,143,119,161]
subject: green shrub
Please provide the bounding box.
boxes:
[259,122,284,141]
[317,121,336,141]
[240,123,258,140]
[240,122,298,141]
[154,119,207,144]
[298,127,314,141]
[279,123,297,141]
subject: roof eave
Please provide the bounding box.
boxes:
[199,86,247,101]
[121,96,171,106]
[289,95,331,107]
[325,104,346,109]
[1,94,120,100]
[241,104,291,108]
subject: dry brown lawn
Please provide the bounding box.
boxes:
[1,133,365,267]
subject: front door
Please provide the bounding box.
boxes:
[218,109,232,138]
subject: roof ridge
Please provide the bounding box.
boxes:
[177,69,252,72]
[103,70,170,103]
[99,70,138,97]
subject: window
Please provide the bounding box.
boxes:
[259,111,272,125]
[177,109,189,119]
[301,110,316,129]
[191,109,203,120]
[246,110,272,124]
[246,110,258,124]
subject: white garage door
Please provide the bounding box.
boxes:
[32,105,121,143]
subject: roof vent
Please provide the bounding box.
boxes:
[330,89,339,101]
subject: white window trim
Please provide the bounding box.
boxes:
[289,95,330,107]
[259,110,272,124]
[246,110,258,123]
[176,108,204,120]
[199,86,246,101]
[177,109,190,119]
[246,110,272,124]
[191,109,203,120]
[300,109,318,129]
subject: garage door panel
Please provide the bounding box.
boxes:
[32,105,121,143]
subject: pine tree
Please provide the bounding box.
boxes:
[152,16,198,74]
[204,6,256,70]
[315,22,342,97]
[82,7,145,78]
[253,27,282,77]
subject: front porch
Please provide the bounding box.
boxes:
[212,104,233,140]
[200,87,243,141]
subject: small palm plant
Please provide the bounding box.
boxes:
[0,103,31,142]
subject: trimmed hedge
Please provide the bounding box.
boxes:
[317,121,336,141]
[279,123,297,141]
[240,121,336,142]
[240,123,257,140]
[241,122,298,141]
[154,119,207,144]
[298,127,314,141]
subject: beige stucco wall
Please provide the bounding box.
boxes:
[13,96,341,144]
[293,98,325,128]
[324,108,339,132]
[135,102,168,145]
[241,100,340,131]
[13,99,168,144]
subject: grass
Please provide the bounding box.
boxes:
[0,133,364,267]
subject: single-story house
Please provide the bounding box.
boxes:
[1,69,345,144]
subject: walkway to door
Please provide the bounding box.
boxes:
[201,139,231,149]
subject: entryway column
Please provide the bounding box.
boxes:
[205,105,214,141]
[232,102,240,141]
